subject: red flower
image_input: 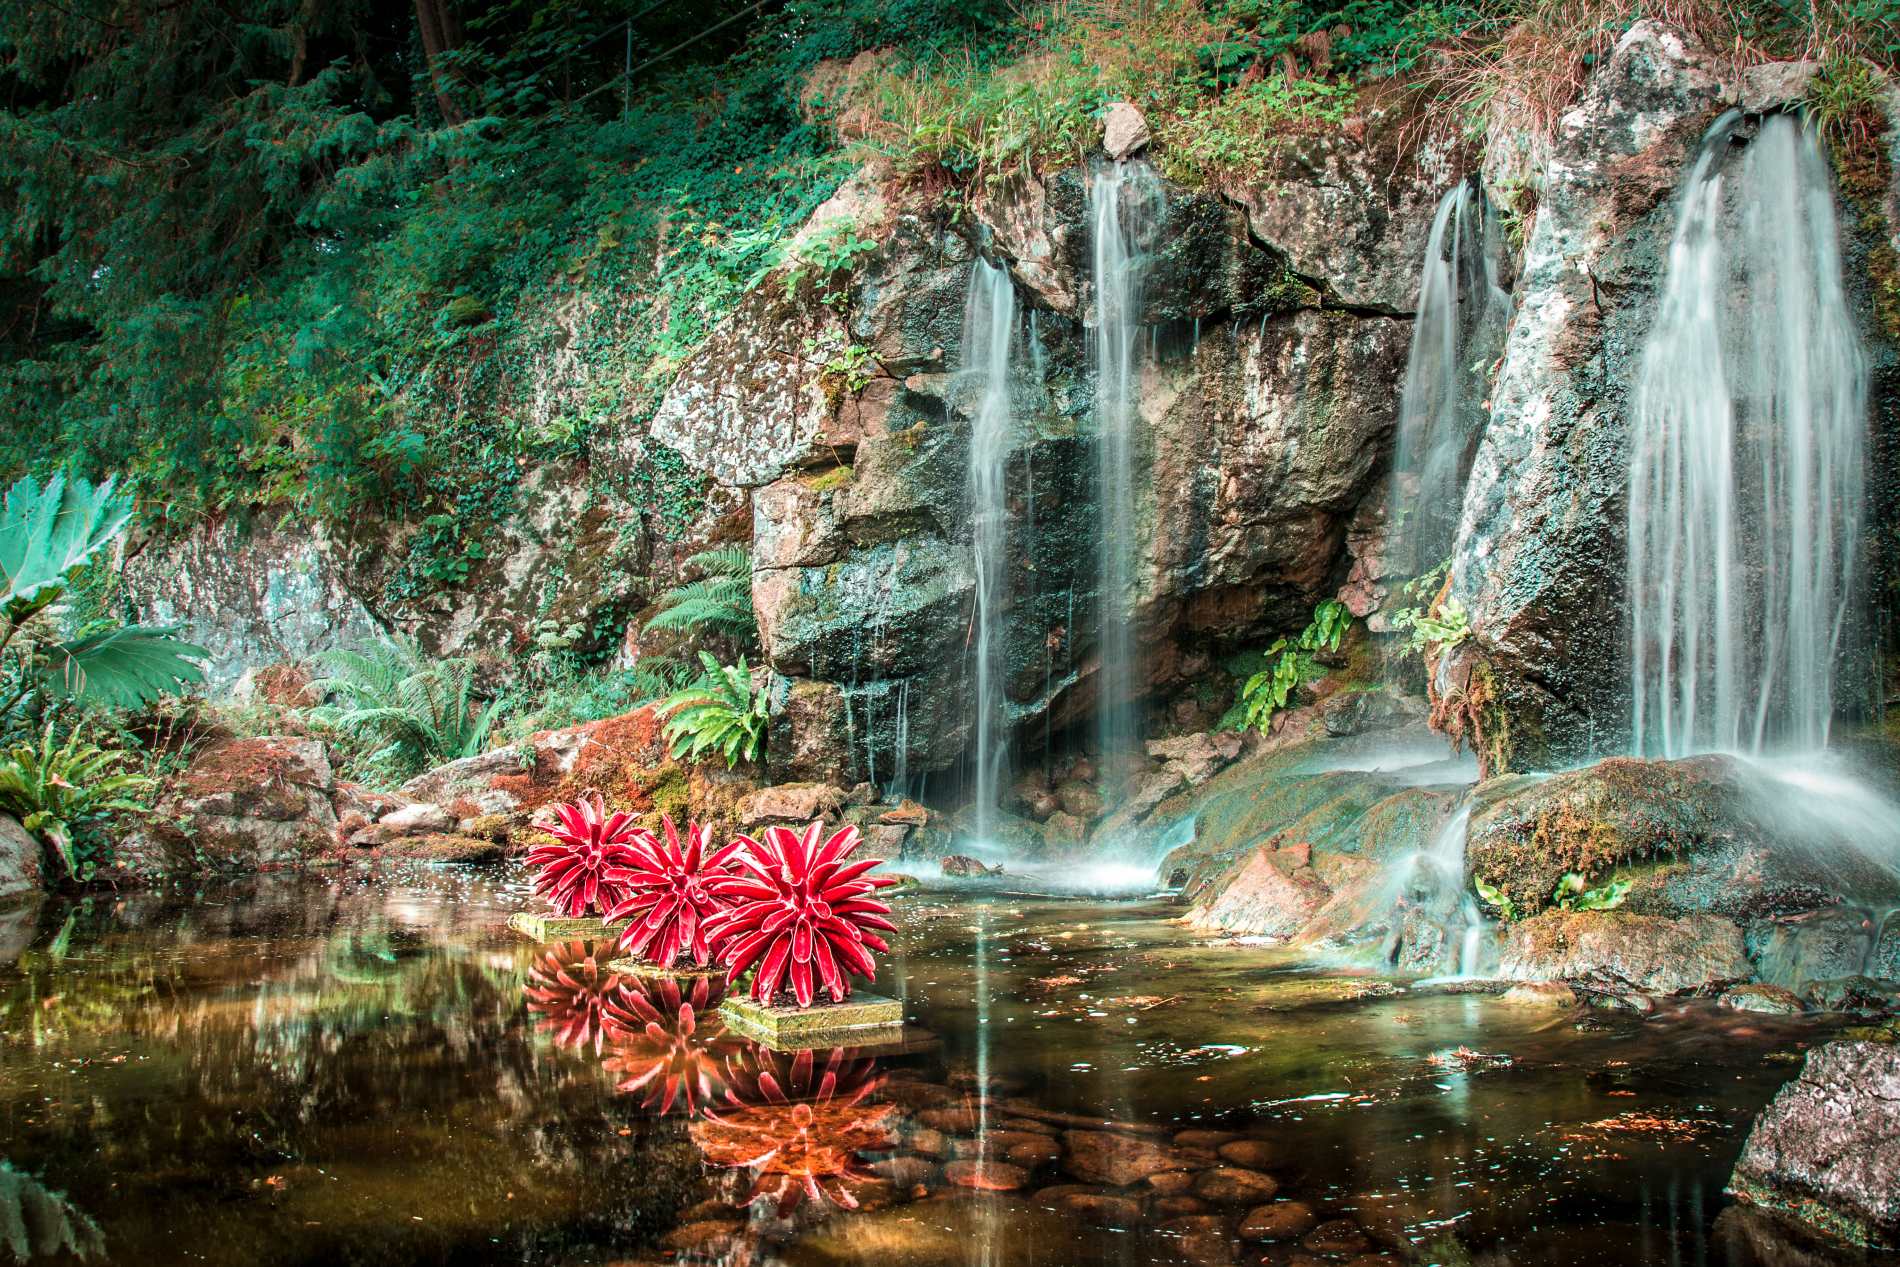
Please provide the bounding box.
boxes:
[603,816,741,967]
[601,974,736,1116]
[526,794,650,918]
[704,821,897,1006]
[523,940,625,1056]
[691,1045,892,1215]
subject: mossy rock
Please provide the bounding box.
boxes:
[399,833,507,865]
[1467,755,1900,921]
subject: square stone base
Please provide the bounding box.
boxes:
[719,992,904,1048]
[506,911,625,942]
[606,957,726,983]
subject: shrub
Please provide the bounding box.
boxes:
[660,653,769,767]
[306,636,504,784]
[0,723,154,881]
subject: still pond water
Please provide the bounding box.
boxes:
[0,867,1880,1266]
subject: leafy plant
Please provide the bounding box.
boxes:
[704,821,899,1006]
[0,724,154,881]
[644,547,756,642]
[1552,871,1630,912]
[306,636,504,783]
[1472,874,1516,921]
[660,653,769,767]
[1388,561,1471,656]
[0,474,206,723]
[601,973,736,1117]
[527,794,649,919]
[605,816,743,968]
[1231,598,1352,734]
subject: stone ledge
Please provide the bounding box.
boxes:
[606,957,725,982]
[719,992,903,1048]
[506,912,627,942]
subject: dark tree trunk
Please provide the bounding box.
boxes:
[413,0,464,125]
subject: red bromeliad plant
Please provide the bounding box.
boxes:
[523,940,626,1056]
[690,1044,892,1215]
[601,974,737,1116]
[527,794,651,918]
[704,821,898,1006]
[603,816,741,968]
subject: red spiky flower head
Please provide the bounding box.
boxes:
[704,821,898,1006]
[527,794,650,918]
[601,974,736,1116]
[603,816,742,967]
[523,940,625,1056]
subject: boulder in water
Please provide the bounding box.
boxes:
[1719,984,1805,1015]
[940,855,1000,878]
[1497,910,1750,995]
[1729,1040,1900,1248]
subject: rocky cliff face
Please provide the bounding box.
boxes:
[687,124,1445,790]
[123,22,1900,798]
[1443,23,1900,773]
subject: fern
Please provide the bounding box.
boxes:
[644,546,757,644]
[0,723,153,880]
[307,636,503,783]
[660,652,768,768]
[1229,599,1352,736]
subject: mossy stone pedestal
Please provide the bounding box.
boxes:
[506,912,626,942]
[719,992,904,1049]
[606,957,725,983]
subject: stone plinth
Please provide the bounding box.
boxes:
[506,911,625,942]
[720,992,904,1047]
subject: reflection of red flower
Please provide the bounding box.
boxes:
[522,940,625,1056]
[601,974,738,1116]
[527,795,651,917]
[604,816,741,967]
[705,822,898,1005]
[691,1045,893,1216]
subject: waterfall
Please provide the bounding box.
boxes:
[1628,112,1868,758]
[1091,159,1164,781]
[1391,179,1508,570]
[961,258,1017,843]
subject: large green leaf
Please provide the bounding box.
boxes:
[42,625,208,709]
[0,473,134,621]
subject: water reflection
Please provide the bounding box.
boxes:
[0,872,1882,1266]
[602,973,737,1117]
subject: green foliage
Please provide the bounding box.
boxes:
[0,475,206,726]
[0,723,154,882]
[0,473,133,622]
[1805,54,1890,146]
[1552,871,1630,912]
[307,637,504,785]
[661,653,768,767]
[38,626,210,712]
[644,546,757,642]
[1387,560,1470,656]
[1229,598,1351,734]
[1472,873,1516,921]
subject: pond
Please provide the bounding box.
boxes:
[0,867,1878,1266]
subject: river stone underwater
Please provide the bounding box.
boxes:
[0,866,1887,1267]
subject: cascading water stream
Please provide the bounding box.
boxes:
[1629,111,1868,758]
[961,258,1018,845]
[1390,179,1509,571]
[1090,159,1164,791]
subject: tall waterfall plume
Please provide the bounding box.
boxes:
[1091,159,1164,780]
[1628,111,1868,758]
[961,257,1017,844]
[1390,179,1509,571]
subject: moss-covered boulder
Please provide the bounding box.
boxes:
[1466,755,1900,923]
